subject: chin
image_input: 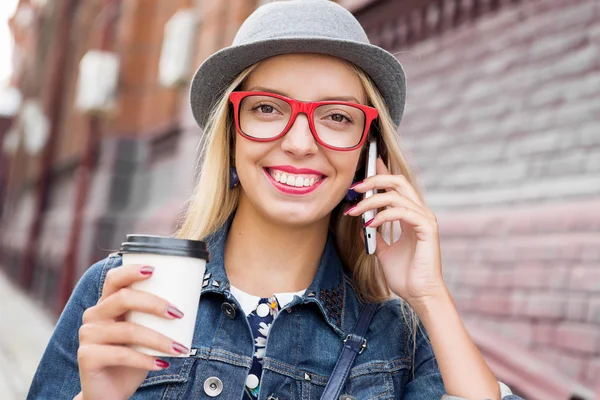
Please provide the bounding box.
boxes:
[262,204,330,228]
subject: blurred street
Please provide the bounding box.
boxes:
[0,271,53,400]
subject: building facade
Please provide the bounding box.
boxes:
[349,0,600,394]
[1,0,598,397]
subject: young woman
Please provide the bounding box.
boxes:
[28,1,523,399]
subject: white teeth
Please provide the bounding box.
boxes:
[268,169,323,188]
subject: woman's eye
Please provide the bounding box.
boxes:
[329,113,351,123]
[256,104,275,113]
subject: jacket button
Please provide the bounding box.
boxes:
[339,396,356,400]
[221,302,236,319]
[204,376,223,397]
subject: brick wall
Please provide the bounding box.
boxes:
[385,0,600,389]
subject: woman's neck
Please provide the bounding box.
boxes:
[224,199,329,298]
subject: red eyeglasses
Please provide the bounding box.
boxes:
[229,91,379,151]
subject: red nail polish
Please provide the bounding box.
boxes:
[172,342,189,355]
[166,304,184,319]
[364,218,375,227]
[155,359,170,369]
[344,205,357,215]
[140,265,154,275]
[350,180,364,189]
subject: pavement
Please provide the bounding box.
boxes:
[0,270,54,400]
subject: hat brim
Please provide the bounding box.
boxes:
[189,37,406,129]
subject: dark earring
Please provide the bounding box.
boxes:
[229,166,239,188]
[344,178,361,202]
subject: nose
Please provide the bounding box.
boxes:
[280,112,318,157]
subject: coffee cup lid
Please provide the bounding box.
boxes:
[119,235,210,261]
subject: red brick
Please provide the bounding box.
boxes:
[489,269,513,289]
[556,323,600,353]
[585,357,600,390]
[559,352,588,381]
[472,292,512,316]
[570,267,600,292]
[437,213,488,238]
[558,241,586,262]
[453,291,475,312]
[515,242,561,262]
[530,207,572,233]
[482,247,516,264]
[545,267,571,290]
[506,213,536,234]
[465,316,502,333]
[581,244,600,261]
[119,45,162,88]
[566,294,589,321]
[512,265,546,289]
[439,241,473,263]
[532,322,557,345]
[532,346,562,366]
[498,320,533,347]
[526,293,565,319]
[461,268,492,287]
[588,296,600,324]
[442,269,459,287]
[510,291,529,318]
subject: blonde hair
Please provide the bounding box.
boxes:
[175,60,420,358]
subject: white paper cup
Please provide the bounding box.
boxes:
[119,235,209,357]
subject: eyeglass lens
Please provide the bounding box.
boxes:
[238,95,366,149]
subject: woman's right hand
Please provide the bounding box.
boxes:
[77,264,188,400]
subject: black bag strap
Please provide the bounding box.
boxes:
[320,302,378,400]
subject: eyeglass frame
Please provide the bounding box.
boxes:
[229,91,379,152]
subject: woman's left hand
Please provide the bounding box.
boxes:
[344,158,447,310]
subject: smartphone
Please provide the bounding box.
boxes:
[363,138,377,255]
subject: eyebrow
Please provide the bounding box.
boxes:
[246,86,363,104]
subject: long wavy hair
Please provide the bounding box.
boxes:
[175,59,421,353]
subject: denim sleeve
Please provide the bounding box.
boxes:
[401,323,446,399]
[27,257,112,399]
[402,324,524,400]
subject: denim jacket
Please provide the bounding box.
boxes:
[28,221,522,399]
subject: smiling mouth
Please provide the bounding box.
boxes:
[264,168,326,188]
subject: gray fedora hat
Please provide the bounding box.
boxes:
[189,0,406,129]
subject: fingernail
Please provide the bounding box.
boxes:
[172,342,189,355]
[140,265,154,275]
[343,205,357,215]
[364,218,375,227]
[155,359,170,369]
[350,180,364,189]
[166,304,184,319]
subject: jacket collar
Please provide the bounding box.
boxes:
[200,218,348,337]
